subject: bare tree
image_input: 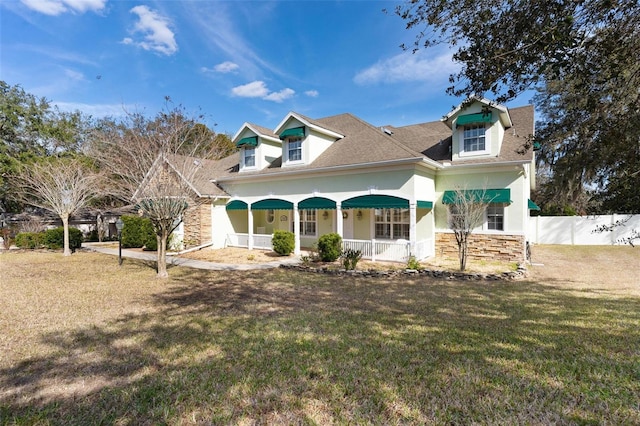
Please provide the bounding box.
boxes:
[12,157,100,256]
[446,186,491,271]
[89,106,221,278]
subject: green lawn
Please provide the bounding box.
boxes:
[1,247,639,424]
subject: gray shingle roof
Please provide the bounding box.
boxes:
[188,105,535,195]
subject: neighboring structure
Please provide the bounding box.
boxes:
[166,97,538,262]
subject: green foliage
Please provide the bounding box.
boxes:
[43,227,83,251]
[272,230,294,256]
[341,249,362,270]
[317,233,342,262]
[120,215,155,249]
[406,256,422,270]
[15,232,44,249]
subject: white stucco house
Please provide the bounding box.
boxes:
[170,97,538,263]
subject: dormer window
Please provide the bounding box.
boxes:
[243,147,256,168]
[463,125,486,152]
[287,137,303,162]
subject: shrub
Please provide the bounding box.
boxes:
[120,215,155,249]
[341,248,362,270]
[272,230,295,256]
[317,233,342,262]
[406,256,422,270]
[15,232,44,249]
[43,227,83,251]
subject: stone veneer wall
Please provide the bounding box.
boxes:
[183,202,212,248]
[435,232,525,262]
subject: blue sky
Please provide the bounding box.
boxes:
[1,0,533,135]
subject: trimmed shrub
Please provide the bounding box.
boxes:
[15,232,44,249]
[43,227,83,251]
[317,233,342,262]
[120,215,155,249]
[272,230,295,256]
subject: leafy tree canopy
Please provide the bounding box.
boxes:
[394,0,640,213]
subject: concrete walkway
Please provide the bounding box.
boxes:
[84,243,301,271]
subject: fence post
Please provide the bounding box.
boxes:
[371,238,376,262]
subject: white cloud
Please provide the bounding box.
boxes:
[54,101,133,118]
[305,90,319,98]
[354,51,459,85]
[124,5,177,56]
[64,68,85,81]
[231,81,270,98]
[231,81,295,103]
[214,61,239,73]
[20,0,107,15]
[264,88,295,103]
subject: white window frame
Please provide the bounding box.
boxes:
[243,146,256,169]
[485,205,505,231]
[460,124,490,156]
[299,210,317,236]
[375,208,409,240]
[286,136,303,164]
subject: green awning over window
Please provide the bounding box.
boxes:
[442,189,511,204]
[226,200,248,211]
[455,112,492,128]
[279,126,305,139]
[343,195,408,209]
[299,197,336,210]
[251,199,293,210]
[528,199,541,210]
[417,200,434,210]
[236,136,258,147]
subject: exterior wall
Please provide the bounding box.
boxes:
[183,202,212,248]
[436,232,525,262]
[306,129,335,165]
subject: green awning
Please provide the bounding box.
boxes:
[343,195,409,209]
[251,199,293,210]
[455,112,492,128]
[298,197,336,210]
[528,199,541,210]
[226,200,248,211]
[417,200,434,209]
[442,189,511,204]
[279,126,305,139]
[236,136,258,147]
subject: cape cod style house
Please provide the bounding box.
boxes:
[168,97,538,262]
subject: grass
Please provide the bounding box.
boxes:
[1,246,639,424]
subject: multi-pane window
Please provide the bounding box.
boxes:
[463,125,486,152]
[299,210,316,236]
[243,147,255,167]
[375,208,410,239]
[287,137,303,162]
[487,205,504,230]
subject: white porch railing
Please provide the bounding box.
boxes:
[342,238,433,263]
[226,233,273,250]
[226,234,434,263]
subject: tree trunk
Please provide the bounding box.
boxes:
[62,214,72,256]
[156,230,169,279]
[459,238,468,271]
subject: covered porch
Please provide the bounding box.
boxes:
[224,194,435,263]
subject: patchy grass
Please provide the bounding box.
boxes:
[1,246,639,424]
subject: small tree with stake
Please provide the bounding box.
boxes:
[446,186,490,271]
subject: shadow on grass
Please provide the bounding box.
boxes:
[2,269,639,424]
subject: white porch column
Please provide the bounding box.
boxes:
[336,203,343,238]
[293,203,301,255]
[248,206,254,250]
[409,202,417,255]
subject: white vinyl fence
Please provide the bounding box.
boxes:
[528,214,640,245]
